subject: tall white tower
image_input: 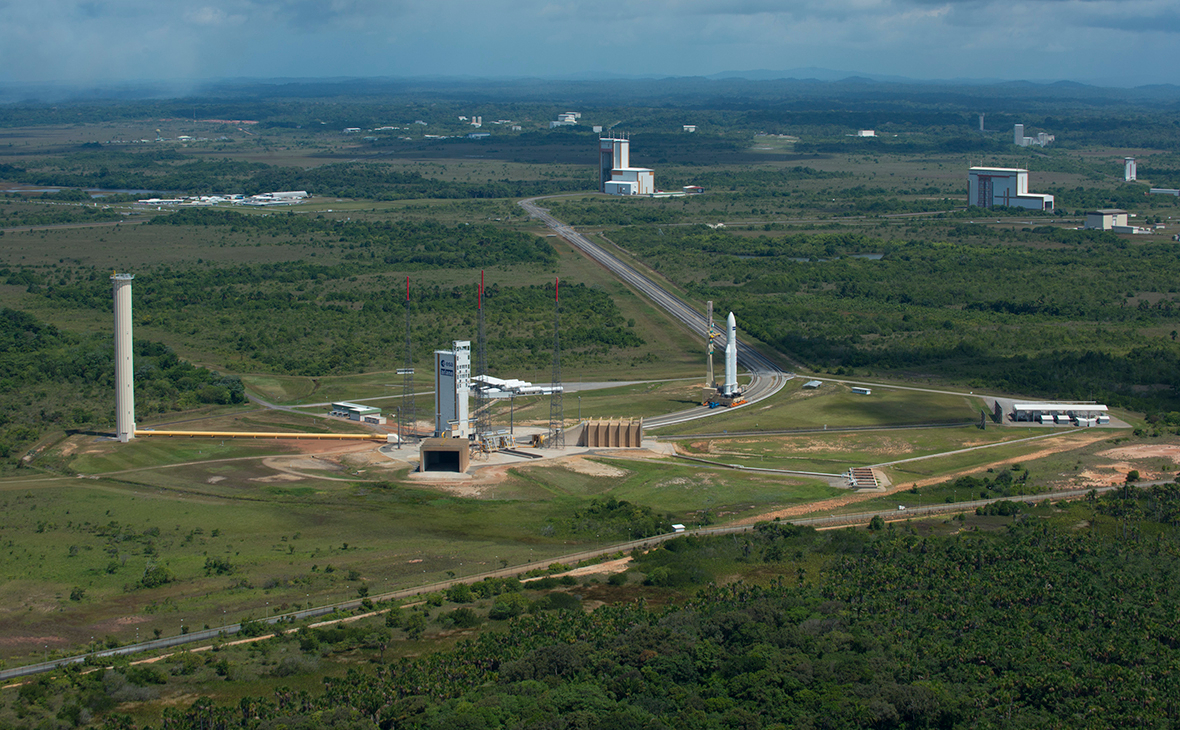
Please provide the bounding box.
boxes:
[434,340,471,438]
[1125,157,1137,182]
[112,273,135,443]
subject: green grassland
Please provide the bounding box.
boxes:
[653,378,979,436]
[674,425,1039,473]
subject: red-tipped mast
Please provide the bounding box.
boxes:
[479,270,484,309]
[405,275,410,302]
[555,276,559,302]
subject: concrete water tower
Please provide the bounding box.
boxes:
[112,273,135,442]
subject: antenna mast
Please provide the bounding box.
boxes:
[706,300,715,387]
[475,271,491,445]
[402,276,416,441]
[547,277,564,449]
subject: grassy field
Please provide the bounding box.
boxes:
[654,379,979,436]
[674,425,1040,473]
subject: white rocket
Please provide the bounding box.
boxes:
[723,311,738,395]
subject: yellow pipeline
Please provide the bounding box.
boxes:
[135,430,390,442]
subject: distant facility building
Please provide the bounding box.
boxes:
[330,402,382,421]
[1084,208,1151,234]
[683,125,697,133]
[856,130,876,137]
[968,168,1054,211]
[1014,123,1054,147]
[1011,402,1109,425]
[1125,157,1137,182]
[1151,188,1180,197]
[550,111,580,128]
[599,135,655,195]
[1085,209,1129,230]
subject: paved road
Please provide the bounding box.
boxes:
[519,195,791,429]
[1,480,1148,684]
[0,219,150,234]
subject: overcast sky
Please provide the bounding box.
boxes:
[1,0,1176,88]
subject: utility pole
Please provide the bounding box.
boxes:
[401,276,416,441]
[548,277,564,448]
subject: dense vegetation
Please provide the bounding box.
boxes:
[606,224,1180,413]
[0,308,244,465]
[12,260,642,377]
[0,156,589,199]
[11,486,1180,729]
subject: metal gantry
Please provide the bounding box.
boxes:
[547,277,564,449]
[475,271,491,445]
[402,276,416,441]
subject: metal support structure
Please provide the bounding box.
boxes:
[547,277,564,449]
[402,277,416,440]
[705,300,715,388]
[475,271,491,445]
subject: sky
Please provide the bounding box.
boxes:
[0,0,1177,89]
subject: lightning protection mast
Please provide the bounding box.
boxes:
[706,300,715,388]
[475,271,491,445]
[402,276,416,441]
[547,277,564,449]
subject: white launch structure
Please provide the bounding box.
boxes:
[1125,157,1137,182]
[722,312,738,396]
[112,273,136,443]
[434,341,471,438]
[702,310,746,407]
[599,135,655,196]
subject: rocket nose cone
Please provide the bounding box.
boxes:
[727,312,736,326]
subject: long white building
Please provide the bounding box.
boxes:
[968,167,1054,211]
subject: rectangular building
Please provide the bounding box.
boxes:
[611,167,655,195]
[1085,209,1129,230]
[968,168,1054,211]
[434,341,471,438]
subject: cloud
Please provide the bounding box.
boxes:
[0,0,1175,86]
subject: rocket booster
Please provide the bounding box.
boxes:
[724,312,738,395]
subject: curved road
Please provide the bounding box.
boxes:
[519,195,791,429]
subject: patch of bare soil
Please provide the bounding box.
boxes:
[563,457,630,478]
[248,474,303,483]
[206,476,225,484]
[1099,444,1180,463]
[0,635,68,647]
[737,432,1112,525]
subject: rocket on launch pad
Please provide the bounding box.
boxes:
[703,310,746,407]
[722,312,738,396]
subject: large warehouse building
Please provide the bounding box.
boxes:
[599,136,655,195]
[968,168,1054,211]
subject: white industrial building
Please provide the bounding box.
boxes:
[1125,157,1137,182]
[1085,209,1128,230]
[1011,402,1109,425]
[599,136,655,196]
[968,168,1054,211]
[330,402,382,421]
[1014,123,1054,147]
[1084,208,1151,234]
[434,341,471,438]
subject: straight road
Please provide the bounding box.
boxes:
[0,481,1141,684]
[518,195,791,429]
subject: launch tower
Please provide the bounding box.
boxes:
[112,273,136,442]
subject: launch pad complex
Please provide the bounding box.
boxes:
[701,302,747,408]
